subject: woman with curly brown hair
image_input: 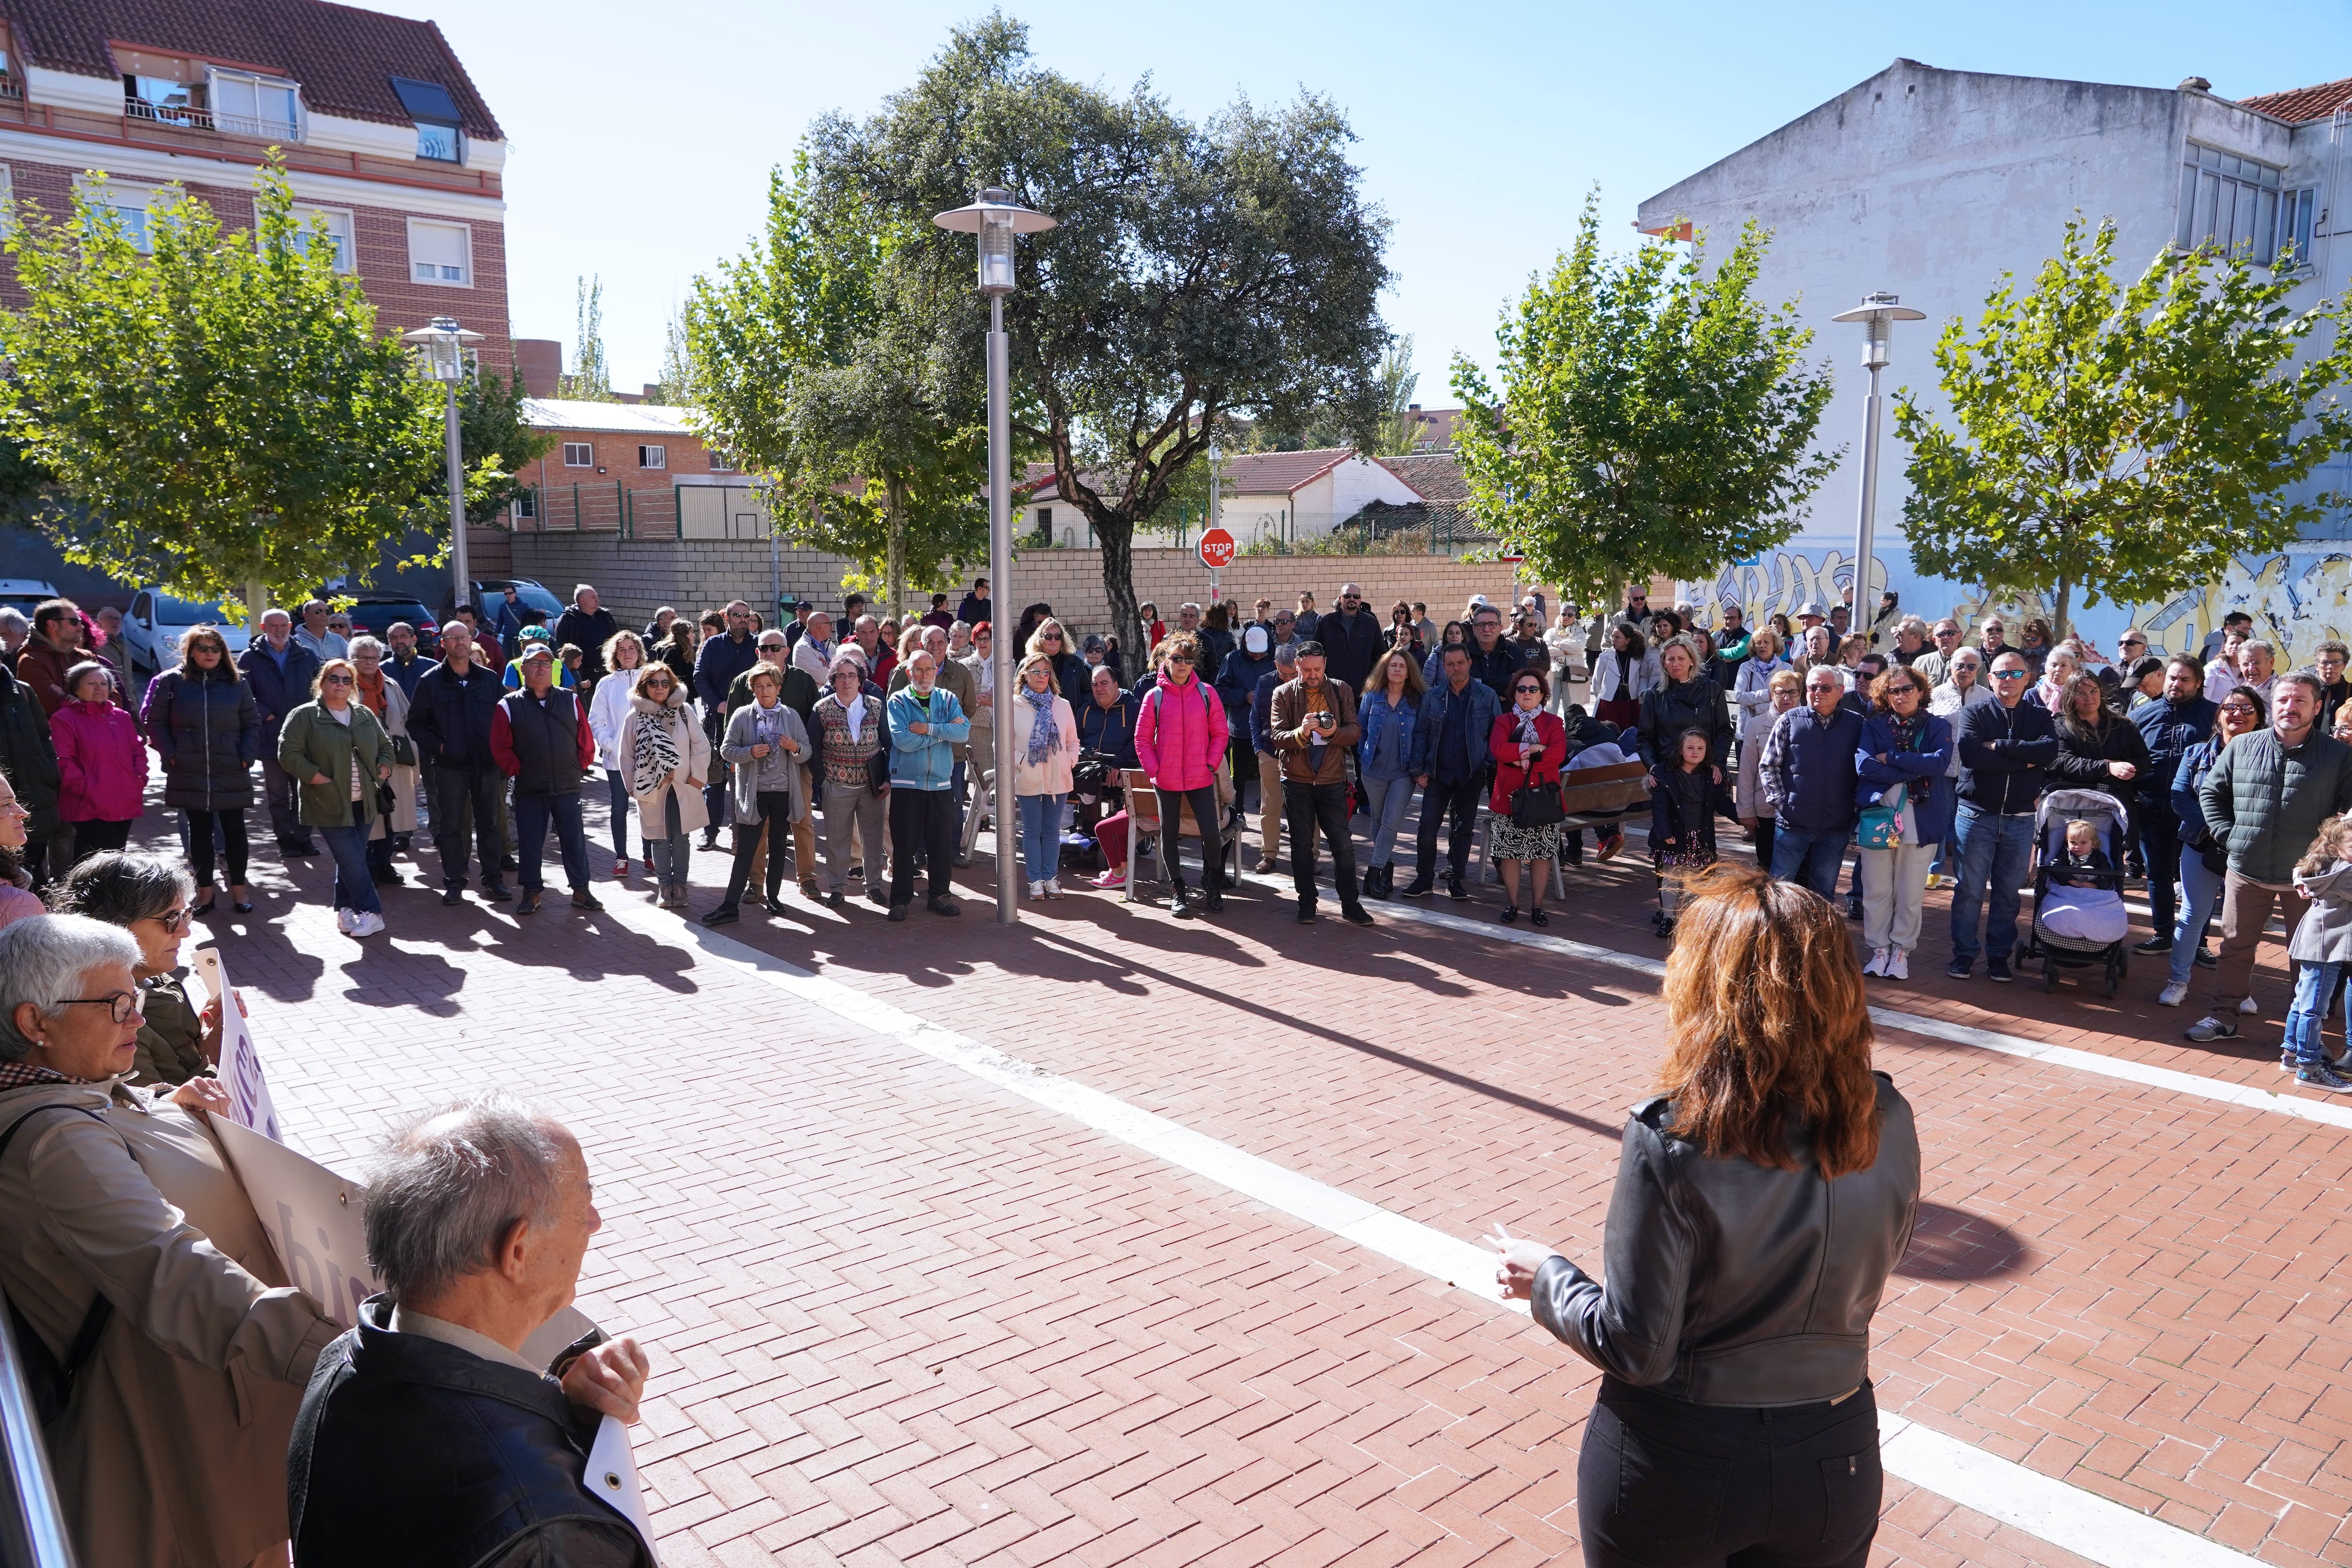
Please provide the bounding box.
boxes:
[1490,864,1920,1568]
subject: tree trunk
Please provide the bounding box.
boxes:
[2054,574,2072,644]
[1096,514,1142,664]
[884,476,908,623]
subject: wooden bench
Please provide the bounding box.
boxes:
[1119,768,1240,904]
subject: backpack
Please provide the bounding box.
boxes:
[0,1104,126,1422]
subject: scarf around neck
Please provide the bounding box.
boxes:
[1021,684,1058,765]
[631,700,682,794]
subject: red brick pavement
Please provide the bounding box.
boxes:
[159,799,2352,1567]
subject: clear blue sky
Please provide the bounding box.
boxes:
[376,0,2346,398]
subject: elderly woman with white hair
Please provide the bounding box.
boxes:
[0,914,340,1567]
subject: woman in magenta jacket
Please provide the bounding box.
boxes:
[53,659,149,862]
[1488,667,1569,925]
[1133,632,1232,917]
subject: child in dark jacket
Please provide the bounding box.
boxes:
[2047,818,2115,888]
[1649,727,1738,936]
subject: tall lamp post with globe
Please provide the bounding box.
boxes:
[1828,293,1924,636]
[934,186,1056,927]
[400,316,485,615]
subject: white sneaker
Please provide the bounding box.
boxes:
[2157,980,2188,1007]
[335,907,355,934]
[1887,949,1909,981]
[1044,878,1063,899]
[1862,947,1888,977]
[2238,996,2260,1016]
[348,911,385,938]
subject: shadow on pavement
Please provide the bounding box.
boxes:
[1895,1201,2033,1281]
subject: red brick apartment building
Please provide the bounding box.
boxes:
[0,0,510,369]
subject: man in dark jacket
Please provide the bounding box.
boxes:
[1760,666,1866,899]
[2187,669,2352,1042]
[1403,645,1502,899]
[1245,643,1296,873]
[1270,644,1371,925]
[411,625,511,905]
[2315,639,2351,721]
[2127,657,2217,956]
[956,577,991,626]
[692,602,759,847]
[491,645,603,916]
[239,608,323,856]
[1318,583,1384,696]
[1217,626,1275,815]
[1461,605,1521,705]
[0,660,64,886]
[288,1100,652,1568]
[1947,651,2058,980]
[552,585,620,688]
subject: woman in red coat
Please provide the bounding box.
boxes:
[1489,666,1569,925]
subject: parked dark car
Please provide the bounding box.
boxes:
[344,593,439,649]
[469,578,563,627]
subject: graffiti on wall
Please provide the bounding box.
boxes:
[1683,543,2352,667]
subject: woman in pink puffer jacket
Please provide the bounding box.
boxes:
[1134,633,1231,917]
[52,659,149,862]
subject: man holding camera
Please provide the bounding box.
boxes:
[1271,642,1373,926]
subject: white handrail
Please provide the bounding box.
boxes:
[0,1303,76,1567]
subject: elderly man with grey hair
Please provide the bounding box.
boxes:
[0,915,340,1566]
[1247,640,1299,873]
[289,1095,650,1566]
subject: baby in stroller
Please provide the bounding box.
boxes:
[2038,812,2130,946]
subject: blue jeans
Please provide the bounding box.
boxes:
[647,792,691,887]
[1769,826,1850,899]
[1950,805,2034,964]
[604,768,632,859]
[515,792,592,894]
[2285,960,2346,1070]
[1360,772,1414,867]
[317,824,381,915]
[2167,845,2228,986]
[1017,792,1064,883]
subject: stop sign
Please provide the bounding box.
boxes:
[1197,527,1236,570]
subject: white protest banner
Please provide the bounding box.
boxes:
[191,946,282,1142]
[586,1414,660,1561]
[210,1114,375,1330]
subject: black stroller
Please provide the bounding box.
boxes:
[2020,788,2133,995]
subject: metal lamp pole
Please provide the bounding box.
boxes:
[1828,294,1924,640]
[400,316,485,613]
[935,187,1057,927]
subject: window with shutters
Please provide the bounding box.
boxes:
[407,219,470,286]
[287,206,353,272]
[562,443,593,468]
[207,71,299,141]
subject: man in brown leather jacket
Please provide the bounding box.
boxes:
[1270,642,1373,926]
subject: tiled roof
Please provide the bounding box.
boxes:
[2235,76,2352,124]
[1376,452,1469,503]
[1337,498,1494,546]
[3,0,503,139]
[524,399,699,436]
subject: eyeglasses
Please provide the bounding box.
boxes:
[759,643,787,653]
[1991,669,2029,681]
[150,907,189,933]
[322,673,354,685]
[1165,655,1192,666]
[1041,632,1063,642]
[57,991,139,1025]
[1513,684,1542,694]
[2120,637,2146,648]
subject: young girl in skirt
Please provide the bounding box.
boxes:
[2282,813,2352,1091]
[1648,726,1738,937]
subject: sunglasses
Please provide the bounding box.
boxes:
[322,673,354,685]
[1991,669,2029,680]
[2121,638,2146,648]
[1514,684,1542,694]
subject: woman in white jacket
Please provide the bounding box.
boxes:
[1589,621,1662,730]
[589,630,649,878]
[615,662,710,908]
[1009,651,1080,899]
[1734,629,1791,735]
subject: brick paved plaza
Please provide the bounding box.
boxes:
[200,804,2352,1568]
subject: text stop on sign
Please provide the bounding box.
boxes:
[1198,527,1236,570]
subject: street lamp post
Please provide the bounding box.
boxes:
[1828,293,1924,642]
[934,186,1057,928]
[400,316,485,615]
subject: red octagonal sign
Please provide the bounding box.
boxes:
[1197,527,1237,570]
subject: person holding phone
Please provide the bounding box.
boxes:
[1270,642,1371,925]
[1490,865,1918,1568]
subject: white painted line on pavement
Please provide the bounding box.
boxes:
[1245,874,2352,1136]
[591,893,2263,1568]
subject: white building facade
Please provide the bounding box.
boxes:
[1637,61,2350,660]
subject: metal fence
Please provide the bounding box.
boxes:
[509,484,773,541]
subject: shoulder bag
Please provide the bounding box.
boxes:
[1509,736,1566,828]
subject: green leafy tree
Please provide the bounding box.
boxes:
[0,164,442,618]
[814,15,1392,653]
[1451,196,1836,611]
[650,306,696,406]
[459,366,556,526]
[685,159,983,615]
[1896,217,2352,635]
[558,275,613,400]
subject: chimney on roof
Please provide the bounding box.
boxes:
[2180,76,2212,92]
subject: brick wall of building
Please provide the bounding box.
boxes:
[0,153,512,370]
[510,533,1549,641]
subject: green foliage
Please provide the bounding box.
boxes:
[685,157,984,613]
[0,162,442,618]
[558,275,613,400]
[811,13,1393,652]
[1451,196,1836,610]
[650,307,696,407]
[459,366,555,525]
[1896,217,2352,634]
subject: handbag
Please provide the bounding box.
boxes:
[375,780,397,818]
[389,734,417,768]
[1509,752,1566,827]
[1856,803,1901,850]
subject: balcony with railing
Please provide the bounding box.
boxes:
[124,75,299,144]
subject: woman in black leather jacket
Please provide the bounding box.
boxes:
[1492,864,1919,1568]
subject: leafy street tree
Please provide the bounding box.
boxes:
[686,159,984,615]
[559,275,614,400]
[814,16,1393,655]
[1451,197,1836,612]
[0,165,442,618]
[1896,217,2352,635]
